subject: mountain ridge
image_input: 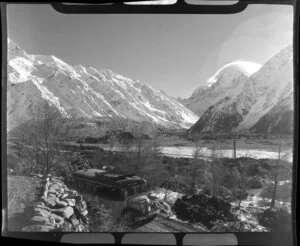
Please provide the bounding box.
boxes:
[187,45,293,136]
[7,39,199,131]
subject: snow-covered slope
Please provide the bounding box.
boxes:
[7,39,198,131]
[250,92,293,134]
[180,60,260,117]
[188,45,293,135]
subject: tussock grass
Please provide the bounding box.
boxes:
[7,175,44,217]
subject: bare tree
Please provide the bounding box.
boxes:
[189,143,204,195]
[131,122,148,175]
[270,140,286,208]
[13,101,72,174]
[204,143,226,197]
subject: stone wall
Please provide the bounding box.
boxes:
[22,175,89,232]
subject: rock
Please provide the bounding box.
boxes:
[69,214,80,229]
[51,206,74,219]
[29,216,54,227]
[49,213,64,226]
[60,221,73,232]
[33,207,52,217]
[68,190,78,197]
[64,198,76,207]
[54,200,69,208]
[50,177,64,183]
[47,193,57,198]
[76,224,85,232]
[49,184,63,191]
[42,196,59,208]
[22,225,53,232]
[61,193,69,200]
[48,188,59,194]
[24,202,50,218]
[81,210,88,217]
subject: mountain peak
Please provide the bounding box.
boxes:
[207,60,261,87]
[7,39,198,130]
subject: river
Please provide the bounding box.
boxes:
[67,142,293,162]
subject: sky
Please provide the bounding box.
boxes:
[7,3,293,98]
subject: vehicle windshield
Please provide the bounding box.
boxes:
[125,183,147,196]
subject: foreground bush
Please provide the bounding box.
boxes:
[247,176,264,189]
[211,220,254,232]
[257,207,291,231]
[174,192,235,229]
[82,192,129,232]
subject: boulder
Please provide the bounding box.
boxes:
[29,216,54,227]
[54,200,69,208]
[49,213,64,226]
[42,196,59,208]
[48,188,59,194]
[24,202,50,218]
[77,224,85,232]
[69,214,80,229]
[81,210,88,217]
[49,184,63,191]
[64,198,76,207]
[51,206,74,219]
[74,200,87,214]
[47,193,57,198]
[60,193,69,200]
[60,221,73,232]
[67,190,78,197]
[50,177,64,183]
[22,225,53,232]
[33,207,52,218]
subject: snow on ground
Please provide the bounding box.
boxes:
[149,188,183,205]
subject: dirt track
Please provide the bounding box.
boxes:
[131,214,206,232]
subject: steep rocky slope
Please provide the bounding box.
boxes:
[7,39,198,131]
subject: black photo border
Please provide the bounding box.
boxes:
[1,1,299,245]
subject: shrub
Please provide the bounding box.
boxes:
[247,176,264,189]
[245,163,260,177]
[83,193,129,232]
[174,193,235,229]
[211,220,253,232]
[257,207,291,232]
[51,156,93,181]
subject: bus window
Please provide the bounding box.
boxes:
[133,186,137,195]
[128,187,134,196]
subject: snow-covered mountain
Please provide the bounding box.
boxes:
[180,60,261,117]
[188,45,293,135]
[250,92,293,134]
[7,39,198,131]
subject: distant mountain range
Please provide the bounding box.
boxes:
[7,39,293,135]
[184,45,293,135]
[7,39,198,131]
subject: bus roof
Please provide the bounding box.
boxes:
[72,168,146,188]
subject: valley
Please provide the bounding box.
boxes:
[6,38,294,234]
